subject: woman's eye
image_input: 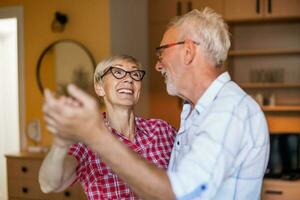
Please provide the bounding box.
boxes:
[132,72,140,78]
[114,69,124,75]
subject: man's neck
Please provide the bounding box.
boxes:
[183,64,223,107]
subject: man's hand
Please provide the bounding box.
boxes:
[43,84,106,145]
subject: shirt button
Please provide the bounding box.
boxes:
[177,141,180,145]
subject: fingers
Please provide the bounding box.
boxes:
[43,89,78,119]
[43,107,61,135]
[42,86,100,144]
[43,89,80,142]
[67,84,96,108]
[44,89,63,114]
[46,124,58,135]
[43,102,63,123]
[60,95,81,107]
[44,114,57,127]
[44,89,57,107]
[65,97,81,107]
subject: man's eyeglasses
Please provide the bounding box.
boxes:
[156,41,185,60]
[101,66,146,81]
[155,41,200,60]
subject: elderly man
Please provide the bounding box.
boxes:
[43,8,269,200]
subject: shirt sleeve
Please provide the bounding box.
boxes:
[68,143,90,183]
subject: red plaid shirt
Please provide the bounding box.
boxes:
[69,113,176,200]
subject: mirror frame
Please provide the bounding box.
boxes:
[36,39,96,95]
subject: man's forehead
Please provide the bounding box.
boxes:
[161,27,179,43]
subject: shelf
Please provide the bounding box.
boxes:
[227,17,300,24]
[264,178,300,186]
[263,105,300,112]
[240,83,300,89]
[229,49,300,56]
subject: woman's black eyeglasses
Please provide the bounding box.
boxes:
[101,66,146,81]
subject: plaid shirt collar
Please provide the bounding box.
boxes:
[103,112,156,153]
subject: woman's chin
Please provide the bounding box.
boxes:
[116,100,136,108]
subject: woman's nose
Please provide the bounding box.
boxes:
[123,73,133,82]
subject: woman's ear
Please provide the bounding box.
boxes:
[94,82,105,97]
[184,40,196,65]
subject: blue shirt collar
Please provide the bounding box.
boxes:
[181,72,231,118]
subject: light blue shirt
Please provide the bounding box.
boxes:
[167,72,270,200]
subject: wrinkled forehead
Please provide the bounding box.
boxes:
[108,59,141,71]
[161,27,180,44]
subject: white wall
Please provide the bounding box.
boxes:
[109,0,149,117]
[0,18,19,200]
[0,6,23,200]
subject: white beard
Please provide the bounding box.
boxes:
[166,78,178,96]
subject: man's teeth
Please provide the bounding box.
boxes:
[162,72,167,78]
[118,89,133,94]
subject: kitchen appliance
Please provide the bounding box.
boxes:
[265,133,300,180]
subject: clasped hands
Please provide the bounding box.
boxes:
[43,84,105,147]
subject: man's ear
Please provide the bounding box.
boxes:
[184,40,196,65]
[94,82,105,97]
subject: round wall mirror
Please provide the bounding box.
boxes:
[36,39,96,96]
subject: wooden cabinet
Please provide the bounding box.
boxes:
[268,0,300,19]
[228,19,300,200]
[224,0,263,20]
[149,0,182,23]
[262,179,300,200]
[227,20,300,130]
[187,0,223,15]
[224,0,300,21]
[149,0,224,24]
[148,0,300,128]
[6,153,86,200]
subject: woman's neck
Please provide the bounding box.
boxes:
[105,106,136,141]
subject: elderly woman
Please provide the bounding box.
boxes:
[39,55,176,199]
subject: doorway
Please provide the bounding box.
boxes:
[0,6,24,200]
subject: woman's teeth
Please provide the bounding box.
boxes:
[118,89,133,94]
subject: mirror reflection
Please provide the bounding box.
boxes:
[37,40,96,96]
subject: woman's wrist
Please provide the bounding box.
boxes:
[53,137,73,149]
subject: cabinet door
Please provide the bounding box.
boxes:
[264,0,300,18]
[224,0,264,21]
[190,0,224,15]
[149,0,186,23]
[262,179,300,200]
